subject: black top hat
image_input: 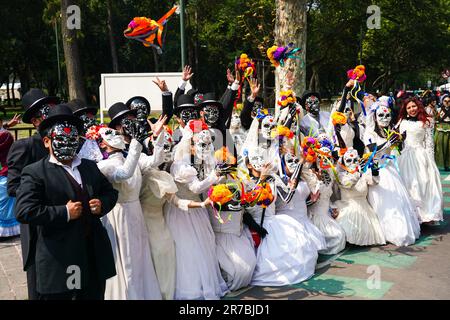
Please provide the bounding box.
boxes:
[174,94,200,115]
[21,88,60,124]
[199,92,223,108]
[38,104,84,137]
[67,99,98,117]
[125,96,151,114]
[300,90,321,108]
[108,102,137,128]
[186,88,199,97]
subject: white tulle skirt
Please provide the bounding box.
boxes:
[368,164,420,246]
[165,204,228,300]
[335,198,386,246]
[398,147,443,223]
[251,214,319,286]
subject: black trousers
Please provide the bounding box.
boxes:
[26,264,39,300]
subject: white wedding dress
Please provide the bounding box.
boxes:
[249,180,320,286]
[165,159,228,300]
[398,119,443,223]
[364,131,420,246]
[98,140,162,300]
[307,177,347,255]
[209,209,257,292]
[334,171,386,246]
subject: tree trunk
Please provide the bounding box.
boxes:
[106,0,119,73]
[61,0,86,102]
[11,72,17,107]
[274,0,307,103]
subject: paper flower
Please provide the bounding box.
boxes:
[271,125,294,139]
[331,111,348,126]
[86,124,107,140]
[235,53,256,79]
[214,146,237,165]
[347,65,366,83]
[267,43,301,68]
[244,183,274,208]
[188,119,209,133]
[301,137,321,163]
[277,90,296,108]
[208,184,234,205]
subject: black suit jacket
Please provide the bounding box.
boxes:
[6,133,48,270]
[14,157,118,295]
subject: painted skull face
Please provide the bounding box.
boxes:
[129,98,150,122]
[38,104,51,120]
[194,129,214,160]
[321,169,332,185]
[343,148,360,171]
[180,108,199,124]
[120,117,134,136]
[163,131,174,162]
[49,122,79,162]
[376,107,392,128]
[284,152,300,173]
[343,101,353,117]
[261,115,276,140]
[248,148,266,171]
[230,113,241,129]
[203,105,220,125]
[306,96,320,115]
[79,113,98,132]
[317,132,329,143]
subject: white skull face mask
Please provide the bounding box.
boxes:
[284,152,300,173]
[317,132,329,143]
[261,115,276,140]
[230,113,241,129]
[248,147,267,171]
[343,148,360,171]
[49,122,79,162]
[203,105,220,125]
[194,129,214,160]
[376,107,392,128]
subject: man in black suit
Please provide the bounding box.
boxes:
[6,88,59,300]
[14,104,118,300]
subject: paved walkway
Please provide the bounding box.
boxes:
[1,171,449,300]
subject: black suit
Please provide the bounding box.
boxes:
[6,133,48,299]
[14,157,118,297]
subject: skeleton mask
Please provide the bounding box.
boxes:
[306,96,320,116]
[203,105,220,125]
[180,108,199,124]
[49,122,79,162]
[38,104,51,120]
[260,115,276,140]
[129,98,150,122]
[343,101,353,117]
[194,129,214,160]
[376,107,392,128]
[248,147,267,171]
[284,152,300,173]
[343,148,360,171]
[79,113,98,132]
[120,117,135,136]
[317,132,329,143]
[230,113,241,129]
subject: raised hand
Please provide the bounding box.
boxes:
[226,68,235,84]
[6,113,21,128]
[249,78,261,99]
[152,77,169,92]
[150,114,168,137]
[182,65,194,81]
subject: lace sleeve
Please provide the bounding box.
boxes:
[424,120,435,157]
[97,139,143,183]
[138,132,165,170]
